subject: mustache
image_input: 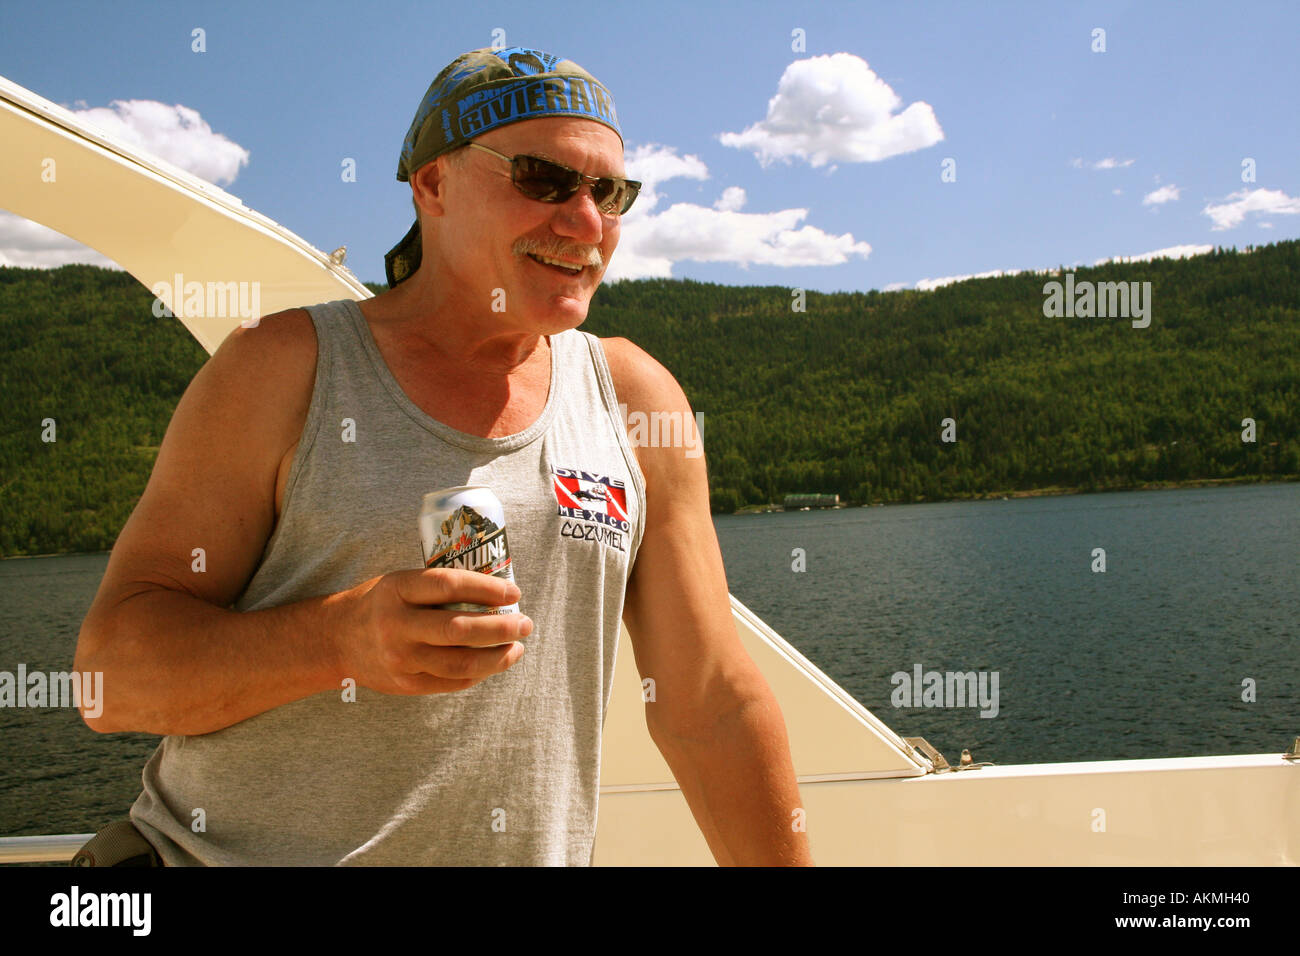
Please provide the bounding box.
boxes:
[513,237,603,268]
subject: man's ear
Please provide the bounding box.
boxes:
[410,157,452,220]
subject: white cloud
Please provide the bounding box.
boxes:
[70,99,250,185]
[0,212,121,270]
[1113,188,1123,195]
[623,143,709,215]
[1094,244,1212,265]
[718,53,943,167]
[1142,184,1180,205]
[606,144,872,281]
[1093,157,1135,170]
[881,281,910,292]
[713,186,746,212]
[1069,157,1084,168]
[1203,188,1300,230]
[915,268,1021,291]
[903,243,1220,292]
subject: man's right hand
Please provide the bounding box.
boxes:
[337,568,531,696]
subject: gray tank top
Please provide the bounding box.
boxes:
[130,298,646,865]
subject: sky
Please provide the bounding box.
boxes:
[1,0,1297,293]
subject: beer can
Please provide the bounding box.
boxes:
[419,485,520,615]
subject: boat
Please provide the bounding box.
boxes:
[1,72,1296,866]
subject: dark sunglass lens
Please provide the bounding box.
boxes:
[590,180,617,214]
[513,155,579,202]
[591,179,638,215]
[613,180,639,214]
[618,182,640,214]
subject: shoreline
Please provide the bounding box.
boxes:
[728,474,1300,514]
[0,549,112,561]
[3,476,1297,556]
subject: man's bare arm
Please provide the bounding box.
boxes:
[648,693,811,866]
[77,569,526,735]
[75,311,527,735]
[606,337,814,866]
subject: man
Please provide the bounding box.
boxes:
[74,46,812,866]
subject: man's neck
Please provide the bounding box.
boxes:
[367,281,549,377]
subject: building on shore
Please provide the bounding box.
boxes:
[782,493,841,510]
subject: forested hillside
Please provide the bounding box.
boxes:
[0,241,1296,555]
[583,241,1300,511]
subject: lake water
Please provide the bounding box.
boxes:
[1,483,1296,838]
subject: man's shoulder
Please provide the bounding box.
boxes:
[594,336,701,481]
[223,306,316,361]
[211,306,319,448]
[594,335,683,415]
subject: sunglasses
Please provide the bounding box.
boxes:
[465,142,641,216]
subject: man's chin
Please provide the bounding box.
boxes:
[517,293,590,332]
[549,299,591,329]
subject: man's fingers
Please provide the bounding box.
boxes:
[400,642,526,687]
[435,608,532,647]
[397,567,521,608]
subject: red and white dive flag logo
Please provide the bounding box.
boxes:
[551,465,630,532]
